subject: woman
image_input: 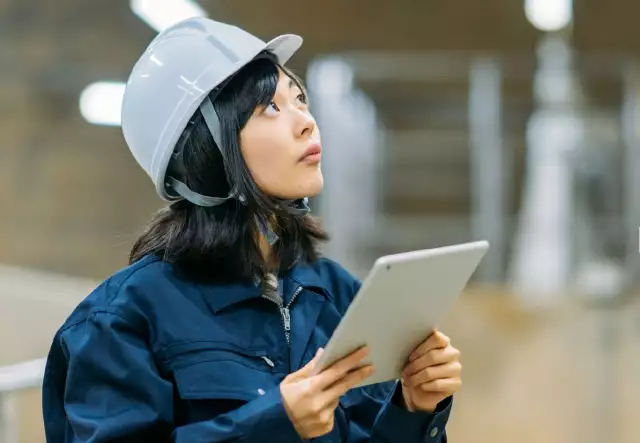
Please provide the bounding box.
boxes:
[42,17,461,442]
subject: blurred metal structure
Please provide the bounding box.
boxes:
[307,48,640,293]
[307,58,384,277]
[307,51,528,281]
[509,35,581,301]
[468,59,508,282]
[621,63,640,290]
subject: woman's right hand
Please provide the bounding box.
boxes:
[280,347,374,439]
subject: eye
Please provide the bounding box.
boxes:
[296,93,308,105]
[264,100,280,115]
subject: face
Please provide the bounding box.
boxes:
[240,69,323,200]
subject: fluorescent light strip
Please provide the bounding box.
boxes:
[130,0,208,32]
[79,82,126,126]
[525,0,573,32]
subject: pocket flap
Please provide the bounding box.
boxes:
[165,343,277,402]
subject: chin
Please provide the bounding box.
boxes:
[304,171,324,197]
[286,171,324,200]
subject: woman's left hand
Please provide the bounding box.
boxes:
[400,330,461,413]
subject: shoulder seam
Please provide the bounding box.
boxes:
[104,256,163,306]
[59,307,140,334]
[58,257,163,333]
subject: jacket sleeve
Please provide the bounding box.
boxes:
[342,381,452,443]
[59,309,302,443]
[341,274,452,443]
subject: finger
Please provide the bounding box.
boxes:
[403,346,460,377]
[287,348,324,381]
[324,364,375,400]
[416,377,462,394]
[404,361,461,388]
[316,346,370,389]
[409,331,451,362]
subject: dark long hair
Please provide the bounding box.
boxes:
[129,54,328,283]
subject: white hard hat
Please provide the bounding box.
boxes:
[121,17,303,206]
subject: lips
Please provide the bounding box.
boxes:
[300,142,322,163]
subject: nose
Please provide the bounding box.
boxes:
[294,108,316,139]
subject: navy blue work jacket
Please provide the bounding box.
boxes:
[42,255,451,442]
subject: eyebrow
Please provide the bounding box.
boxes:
[288,78,301,91]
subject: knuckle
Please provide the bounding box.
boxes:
[282,374,293,384]
[310,399,324,414]
[327,418,335,431]
[318,416,334,434]
[403,363,414,375]
[300,385,313,399]
[308,378,322,394]
[422,380,438,392]
[332,366,347,379]
[321,369,335,382]
[429,349,442,364]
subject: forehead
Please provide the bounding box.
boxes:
[275,68,301,91]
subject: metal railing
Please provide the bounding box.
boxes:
[0,358,46,443]
[0,264,96,443]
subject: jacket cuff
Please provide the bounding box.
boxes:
[242,387,304,442]
[372,381,452,442]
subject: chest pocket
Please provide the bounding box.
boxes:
[161,341,278,404]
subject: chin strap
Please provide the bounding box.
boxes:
[254,197,310,246]
[279,197,310,216]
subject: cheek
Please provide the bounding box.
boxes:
[240,131,289,194]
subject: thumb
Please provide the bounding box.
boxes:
[290,348,324,380]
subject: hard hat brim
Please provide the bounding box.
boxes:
[265,34,303,66]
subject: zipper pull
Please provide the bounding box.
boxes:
[282,307,291,332]
[261,356,275,368]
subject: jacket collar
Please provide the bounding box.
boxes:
[203,282,262,313]
[203,262,329,313]
[287,262,329,294]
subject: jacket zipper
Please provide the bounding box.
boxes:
[262,284,304,347]
[282,285,304,346]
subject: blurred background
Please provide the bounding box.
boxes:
[1,0,640,442]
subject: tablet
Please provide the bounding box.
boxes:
[312,240,489,387]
